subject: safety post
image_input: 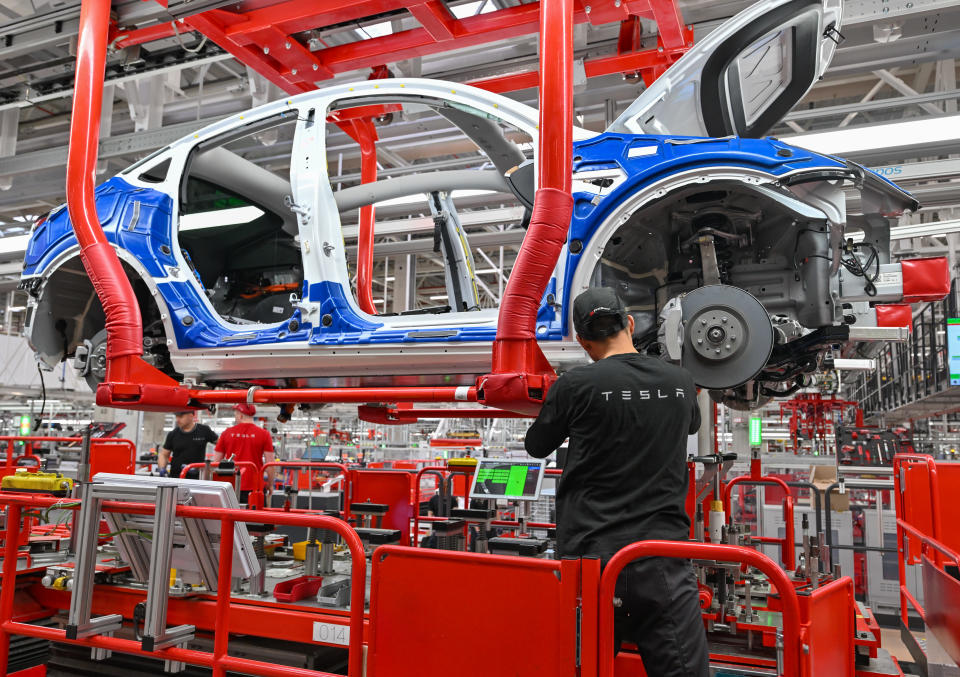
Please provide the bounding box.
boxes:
[0,492,366,677]
[723,475,796,570]
[598,541,802,677]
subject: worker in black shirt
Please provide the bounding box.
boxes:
[158,411,219,479]
[525,287,709,677]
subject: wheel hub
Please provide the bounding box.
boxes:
[680,285,774,390]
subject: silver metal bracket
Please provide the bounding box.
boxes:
[847,326,909,342]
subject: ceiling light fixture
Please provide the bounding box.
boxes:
[783,114,960,155]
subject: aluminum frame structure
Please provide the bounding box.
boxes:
[68,482,199,655]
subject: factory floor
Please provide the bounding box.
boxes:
[881,628,914,663]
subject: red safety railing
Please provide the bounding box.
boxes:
[598,541,802,677]
[261,462,354,518]
[179,460,263,507]
[1,436,137,478]
[723,474,796,570]
[411,465,474,546]
[0,491,366,677]
[893,453,950,627]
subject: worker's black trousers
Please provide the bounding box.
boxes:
[611,556,710,677]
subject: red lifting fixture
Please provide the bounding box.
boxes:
[69,0,195,412]
[478,0,574,415]
[71,0,689,414]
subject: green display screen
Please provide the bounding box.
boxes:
[949,319,960,385]
[749,417,762,446]
[470,460,544,500]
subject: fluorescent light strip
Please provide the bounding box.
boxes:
[180,206,264,231]
[848,217,960,242]
[373,189,496,208]
[783,114,960,155]
[0,235,30,255]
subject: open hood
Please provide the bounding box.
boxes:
[607,0,842,139]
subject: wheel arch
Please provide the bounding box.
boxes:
[28,247,173,368]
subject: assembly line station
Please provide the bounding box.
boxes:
[0,0,958,675]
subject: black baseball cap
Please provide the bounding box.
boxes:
[573,287,629,340]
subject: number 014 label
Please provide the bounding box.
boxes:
[313,622,350,646]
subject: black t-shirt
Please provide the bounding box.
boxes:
[163,424,218,479]
[525,353,700,559]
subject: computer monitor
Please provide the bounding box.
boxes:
[469,459,545,501]
[949,318,960,385]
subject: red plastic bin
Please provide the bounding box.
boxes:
[273,575,324,602]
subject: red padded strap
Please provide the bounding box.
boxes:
[902,257,950,303]
[79,242,142,359]
[494,187,573,342]
[875,304,912,331]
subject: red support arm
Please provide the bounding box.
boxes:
[478,0,573,415]
[340,119,379,315]
[69,0,140,370]
[357,404,533,424]
[648,0,688,50]
[68,0,192,411]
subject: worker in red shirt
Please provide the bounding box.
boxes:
[213,404,276,504]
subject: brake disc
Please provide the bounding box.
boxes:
[680,285,774,390]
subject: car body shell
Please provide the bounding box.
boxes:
[20,0,918,394]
